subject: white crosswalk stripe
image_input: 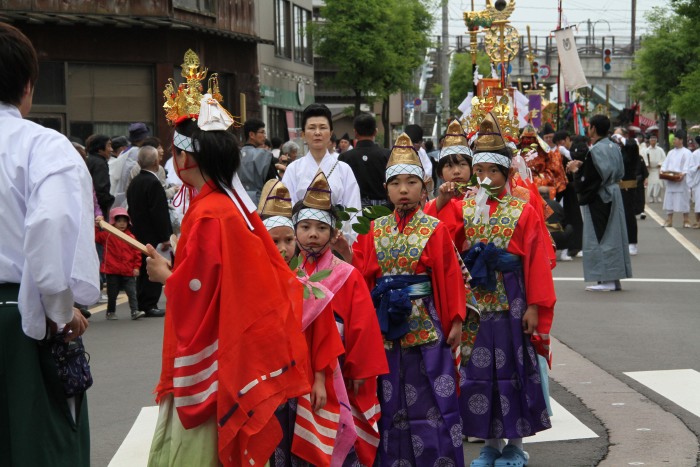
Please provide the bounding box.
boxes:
[625,369,700,418]
[109,394,599,465]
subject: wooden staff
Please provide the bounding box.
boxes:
[98,220,150,256]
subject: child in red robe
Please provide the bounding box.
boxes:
[335,133,466,467]
[145,54,309,467]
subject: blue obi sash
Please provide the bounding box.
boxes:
[462,242,522,291]
[371,275,433,340]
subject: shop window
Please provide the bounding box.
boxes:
[293,6,312,65]
[275,0,291,59]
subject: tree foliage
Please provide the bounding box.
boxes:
[628,7,696,145]
[311,0,433,117]
[449,51,492,116]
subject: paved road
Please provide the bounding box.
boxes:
[85,200,700,466]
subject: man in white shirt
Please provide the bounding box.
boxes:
[687,136,700,227]
[661,134,692,227]
[643,135,666,203]
[0,23,99,465]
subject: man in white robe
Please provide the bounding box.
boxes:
[687,135,700,227]
[0,23,99,465]
[661,135,692,228]
[642,135,666,203]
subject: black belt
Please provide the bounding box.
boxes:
[0,283,20,304]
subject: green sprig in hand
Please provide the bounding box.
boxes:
[335,205,393,235]
[288,254,332,300]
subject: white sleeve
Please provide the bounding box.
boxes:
[24,137,100,325]
[281,162,299,204]
[339,163,362,244]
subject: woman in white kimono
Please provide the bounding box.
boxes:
[282,104,362,244]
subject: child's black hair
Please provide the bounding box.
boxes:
[436,152,472,178]
[173,118,241,194]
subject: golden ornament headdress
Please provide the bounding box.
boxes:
[471,111,512,169]
[302,170,332,211]
[259,180,294,231]
[475,111,507,152]
[258,180,293,217]
[386,133,424,180]
[462,90,519,143]
[292,170,334,226]
[439,119,472,160]
[162,49,233,126]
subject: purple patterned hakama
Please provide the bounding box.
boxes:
[460,270,551,439]
[376,297,465,467]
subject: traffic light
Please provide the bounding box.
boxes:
[532,61,539,76]
[603,48,612,73]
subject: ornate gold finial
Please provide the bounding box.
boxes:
[258,180,293,218]
[163,49,235,126]
[484,0,516,22]
[462,88,519,142]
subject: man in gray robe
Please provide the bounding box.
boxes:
[569,114,633,291]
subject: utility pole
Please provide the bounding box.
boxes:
[631,0,636,53]
[441,0,450,126]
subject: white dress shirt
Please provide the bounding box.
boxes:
[282,151,362,243]
[0,103,100,339]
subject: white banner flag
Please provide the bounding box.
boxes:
[554,28,588,91]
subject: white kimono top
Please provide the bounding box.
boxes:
[282,151,362,243]
[661,147,692,193]
[0,103,100,339]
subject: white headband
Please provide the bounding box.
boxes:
[472,152,511,169]
[293,208,333,227]
[173,131,194,152]
[385,163,425,181]
[439,145,473,160]
[263,216,295,231]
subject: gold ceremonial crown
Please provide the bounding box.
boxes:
[387,133,422,169]
[462,90,519,142]
[442,119,469,148]
[302,170,332,210]
[163,49,225,126]
[258,180,293,218]
[474,111,507,152]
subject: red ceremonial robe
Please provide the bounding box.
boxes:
[292,294,345,467]
[155,181,310,466]
[433,195,556,363]
[309,249,388,465]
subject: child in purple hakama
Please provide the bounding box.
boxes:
[435,113,556,467]
[342,133,467,466]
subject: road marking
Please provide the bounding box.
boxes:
[524,397,598,443]
[110,397,597,463]
[109,406,159,467]
[88,294,128,315]
[553,277,700,283]
[646,208,700,262]
[624,369,700,418]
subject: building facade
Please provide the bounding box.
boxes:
[257,0,314,143]
[1,0,267,144]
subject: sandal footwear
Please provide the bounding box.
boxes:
[494,445,529,467]
[683,222,692,228]
[692,223,700,229]
[470,446,502,467]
